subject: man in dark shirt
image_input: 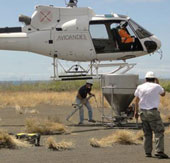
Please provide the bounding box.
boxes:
[76,80,96,125]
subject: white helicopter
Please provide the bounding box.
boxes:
[0,0,161,80]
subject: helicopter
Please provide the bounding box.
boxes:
[0,0,161,80]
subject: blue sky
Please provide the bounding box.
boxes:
[0,0,169,80]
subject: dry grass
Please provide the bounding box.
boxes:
[15,105,39,115]
[135,130,144,141]
[0,91,77,109]
[0,130,30,149]
[46,137,73,151]
[0,130,16,149]
[90,128,170,148]
[0,91,169,110]
[25,118,67,135]
[12,137,31,148]
[160,93,170,110]
[0,91,103,109]
[165,127,170,135]
[25,109,39,114]
[90,130,142,148]
[165,115,170,122]
[161,114,170,123]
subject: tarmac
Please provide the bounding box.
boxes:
[0,104,170,163]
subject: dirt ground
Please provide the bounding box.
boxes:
[0,104,170,163]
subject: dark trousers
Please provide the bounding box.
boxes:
[140,109,165,154]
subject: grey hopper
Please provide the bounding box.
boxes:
[101,74,138,116]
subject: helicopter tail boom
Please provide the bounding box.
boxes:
[0,32,29,51]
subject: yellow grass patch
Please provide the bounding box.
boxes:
[165,127,170,135]
[26,109,39,114]
[25,118,67,135]
[0,90,105,109]
[164,115,170,122]
[15,105,39,115]
[0,91,169,110]
[46,137,73,151]
[15,105,25,114]
[135,130,144,141]
[90,128,170,149]
[12,137,31,148]
[90,130,142,148]
[0,131,16,149]
[160,93,170,110]
[160,113,170,123]
[0,91,77,109]
[0,130,30,149]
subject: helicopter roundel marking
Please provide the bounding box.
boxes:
[39,10,53,23]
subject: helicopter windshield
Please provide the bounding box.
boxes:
[129,19,153,39]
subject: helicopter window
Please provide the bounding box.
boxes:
[110,23,119,29]
[90,24,109,39]
[129,19,153,39]
[89,20,143,54]
[126,26,135,37]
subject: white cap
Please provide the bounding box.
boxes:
[86,79,93,85]
[145,71,156,78]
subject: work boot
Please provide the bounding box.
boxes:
[145,153,152,157]
[78,122,83,125]
[88,119,96,123]
[155,152,169,159]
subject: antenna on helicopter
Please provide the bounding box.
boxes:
[65,0,78,7]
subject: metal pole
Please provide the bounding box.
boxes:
[90,61,93,75]
[52,55,59,79]
[95,61,99,78]
[52,57,56,79]
[56,57,59,78]
[111,87,114,121]
[101,87,105,124]
[100,76,105,124]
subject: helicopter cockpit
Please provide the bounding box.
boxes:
[89,18,153,54]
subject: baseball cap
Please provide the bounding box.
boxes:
[145,71,156,78]
[86,79,93,85]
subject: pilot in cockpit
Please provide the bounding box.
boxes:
[118,21,135,44]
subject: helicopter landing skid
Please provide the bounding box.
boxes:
[50,57,136,81]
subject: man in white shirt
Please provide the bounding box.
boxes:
[134,71,168,159]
